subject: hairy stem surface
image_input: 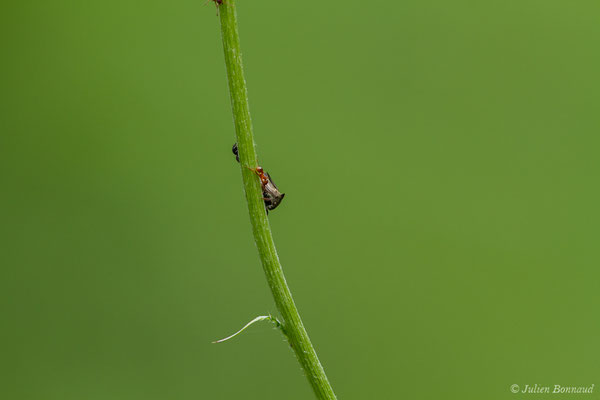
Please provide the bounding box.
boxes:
[217,2,337,399]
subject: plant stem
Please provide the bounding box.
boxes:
[217,2,337,399]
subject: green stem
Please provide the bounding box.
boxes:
[217,2,337,399]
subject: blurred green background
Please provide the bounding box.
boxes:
[1,0,599,399]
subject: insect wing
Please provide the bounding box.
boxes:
[262,172,285,211]
[265,172,279,190]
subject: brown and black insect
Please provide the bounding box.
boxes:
[232,143,285,213]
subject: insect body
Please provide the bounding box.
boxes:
[256,167,285,212]
[232,143,240,162]
[232,143,285,213]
